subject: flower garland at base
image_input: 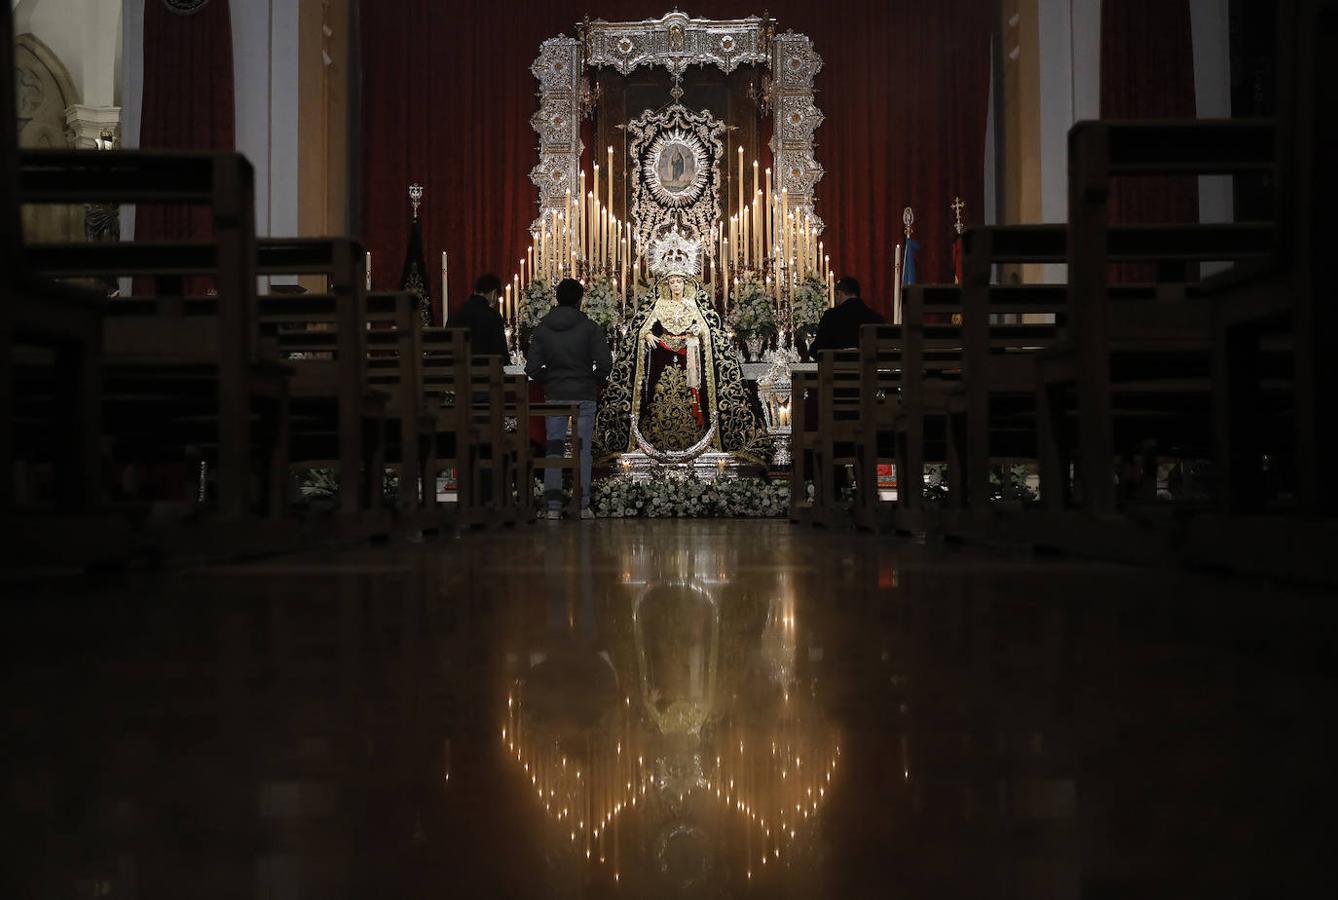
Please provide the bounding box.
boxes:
[591,474,789,518]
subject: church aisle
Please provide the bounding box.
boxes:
[3,521,1335,898]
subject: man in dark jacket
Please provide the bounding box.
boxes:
[450,273,509,357]
[525,278,613,519]
[810,276,884,352]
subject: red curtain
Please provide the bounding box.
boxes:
[360,1,994,321]
[137,0,236,245]
[1101,0,1199,241]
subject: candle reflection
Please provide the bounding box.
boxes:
[499,537,840,891]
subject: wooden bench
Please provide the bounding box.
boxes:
[364,290,442,531]
[1062,121,1279,514]
[530,400,585,520]
[462,353,520,526]
[19,151,290,527]
[850,327,906,531]
[788,368,819,524]
[812,349,868,526]
[255,237,391,537]
[418,328,480,525]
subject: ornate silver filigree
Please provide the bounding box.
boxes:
[584,11,771,76]
[628,104,724,250]
[528,36,584,223]
[531,13,825,236]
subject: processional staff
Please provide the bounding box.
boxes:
[894,206,914,325]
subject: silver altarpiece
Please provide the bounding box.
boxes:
[526,12,828,474]
[531,10,825,237]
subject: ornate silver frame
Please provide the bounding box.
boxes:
[627,103,725,250]
[530,11,824,237]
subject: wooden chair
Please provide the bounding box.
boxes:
[18,153,295,548]
[812,349,869,526]
[788,368,819,524]
[1060,121,1278,514]
[418,328,479,526]
[256,237,391,538]
[530,400,585,520]
[893,290,966,516]
[364,290,441,531]
[852,324,905,531]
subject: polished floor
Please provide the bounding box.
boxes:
[4,520,1336,899]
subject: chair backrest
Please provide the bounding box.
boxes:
[19,149,259,370]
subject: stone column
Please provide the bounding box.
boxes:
[64,104,122,149]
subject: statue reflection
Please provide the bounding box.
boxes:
[503,535,839,895]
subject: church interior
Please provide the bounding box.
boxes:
[3,0,1335,896]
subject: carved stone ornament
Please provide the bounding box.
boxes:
[532,12,825,235]
[162,0,212,13]
[628,104,724,250]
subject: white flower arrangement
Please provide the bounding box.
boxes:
[582,275,621,333]
[727,276,778,335]
[591,474,789,518]
[520,278,554,336]
[791,273,828,333]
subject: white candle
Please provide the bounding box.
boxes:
[365,250,372,292]
[441,251,448,321]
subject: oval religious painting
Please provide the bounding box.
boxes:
[644,129,708,207]
[656,141,697,196]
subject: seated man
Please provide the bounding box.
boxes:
[450,273,509,357]
[810,275,884,352]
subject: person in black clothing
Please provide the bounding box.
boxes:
[809,275,884,352]
[450,273,509,357]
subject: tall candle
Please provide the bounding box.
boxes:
[441,251,448,321]
[365,250,372,292]
[752,159,760,214]
[520,257,526,292]
[608,146,615,215]
[753,190,762,264]
[765,169,773,259]
[505,284,512,324]
[737,146,744,219]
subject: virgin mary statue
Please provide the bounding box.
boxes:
[594,232,764,461]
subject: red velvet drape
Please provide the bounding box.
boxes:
[1101,0,1199,241]
[137,0,235,244]
[360,1,993,321]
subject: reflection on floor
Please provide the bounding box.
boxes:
[3,521,1335,898]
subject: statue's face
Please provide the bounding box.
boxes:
[668,275,685,298]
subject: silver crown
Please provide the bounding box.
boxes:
[648,229,702,277]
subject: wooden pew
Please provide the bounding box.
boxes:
[530,400,585,520]
[364,290,442,531]
[418,328,479,525]
[255,237,391,538]
[788,368,819,524]
[466,366,533,525]
[19,151,283,518]
[958,223,1271,516]
[852,325,905,531]
[811,349,867,526]
[1061,121,1278,514]
[893,290,966,515]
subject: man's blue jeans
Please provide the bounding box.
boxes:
[545,399,596,510]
